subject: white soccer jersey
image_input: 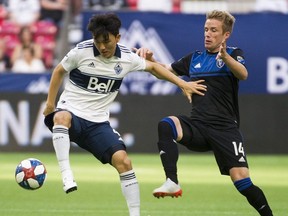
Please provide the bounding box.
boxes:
[56,39,146,122]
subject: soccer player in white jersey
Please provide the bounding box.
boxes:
[43,13,207,216]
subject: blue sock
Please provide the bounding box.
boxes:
[157,119,179,184]
[234,178,273,216]
[234,177,253,191]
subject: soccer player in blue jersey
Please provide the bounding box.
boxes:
[42,13,206,216]
[136,10,273,216]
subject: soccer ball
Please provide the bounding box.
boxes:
[15,158,47,190]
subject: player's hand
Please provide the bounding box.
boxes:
[216,40,228,60]
[132,47,155,62]
[43,104,55,116]
[181,80,207,103]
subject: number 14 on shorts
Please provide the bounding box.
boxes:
[232,141,245,156]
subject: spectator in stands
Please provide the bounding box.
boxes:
[254,0,288,13]
[0,39,11,72]
[40,0,68,27]
[10,26,43,65]
[82,0,128,11]
[71,0,83,21]
[0,0,8,25]
[137,0,181,13]
[6,0,41,27]
[11,46,46,73]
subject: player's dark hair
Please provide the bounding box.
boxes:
[87,13,121,40]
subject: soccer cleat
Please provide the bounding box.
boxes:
[62,170,77,193]
[153,178,182,198]
[63,180,77,194]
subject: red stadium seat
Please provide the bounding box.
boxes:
[35,35,55,50]
[0,20,20,57]
[0,20,20,37]
[2,34,20,57]
[0,5,7,25]
[43,49,54,69]
[31,21,58,40]
[0,20,57,68]
[126,0,138,10]
[34,36,55,69]
[31,21,58,68]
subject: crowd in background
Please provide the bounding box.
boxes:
[0,0,68,73]
[0,0,287,73]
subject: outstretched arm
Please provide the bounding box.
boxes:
[145,60,207,103]
[43,63,67,116]
[134,47,207,102]
[133,47,176,74]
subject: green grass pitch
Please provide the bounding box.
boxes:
[0,152,287,216]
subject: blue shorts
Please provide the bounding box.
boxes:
[44,111,126,164]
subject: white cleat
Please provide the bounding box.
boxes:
[62,170,77,194]
[63,180,77,194]
[153,178,182,198]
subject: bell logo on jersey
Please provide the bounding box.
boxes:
[87,77,116,93]
[70,70,122,93]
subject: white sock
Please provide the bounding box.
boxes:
[120,170,140,216]
[52,125,74,182]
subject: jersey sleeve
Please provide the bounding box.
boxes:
[171,53,193,76]
[231,48,246,66]
[61,47,78,72]
[129,52,146,72]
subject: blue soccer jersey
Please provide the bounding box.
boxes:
[171,47,246,128]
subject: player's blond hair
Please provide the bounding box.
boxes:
[206,10,235,33]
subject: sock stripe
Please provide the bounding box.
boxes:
[234,177,253,191]
[53,127,69,134]
[161,117,177,140]
[120,172,136,181]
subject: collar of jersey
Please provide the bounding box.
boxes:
[206,50,218,55]
[93,44,121,58]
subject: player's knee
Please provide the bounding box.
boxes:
[158,117,178,140]
[111,151,132,172]
[54,111,72,127]
[117,158,132,173]
[122,157,132,169]
[230,167,250,181]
